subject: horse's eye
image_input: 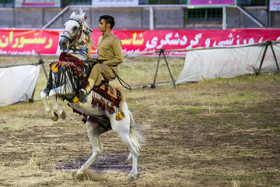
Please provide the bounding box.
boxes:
[73,26,78,31]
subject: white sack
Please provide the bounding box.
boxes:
[176,43,280,83]
[0,65,40,106]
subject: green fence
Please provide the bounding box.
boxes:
[237,0,267,6]
[0,0,13,7]
[68,0,91,5]
[185,8,223,23]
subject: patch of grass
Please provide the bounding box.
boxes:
[233,171,280,186]
[220,123,238,128]
[238,150,253,157]
[0,123,22,131]
[256,123,270,129]
[274,125,280,135]
[186,107,201,114]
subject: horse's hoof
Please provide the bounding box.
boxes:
[59,110,66,120]
[127,172,137,181]
[72,170,78,180]
[72,169,106,181]
[50,111,58,121]
[72,170,86,181]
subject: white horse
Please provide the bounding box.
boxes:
[41,10,144,180]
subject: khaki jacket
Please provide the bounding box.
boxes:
[97,32,124,68]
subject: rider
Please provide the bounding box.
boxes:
[82,15,124,94]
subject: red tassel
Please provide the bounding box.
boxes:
[82,115,87,123]
[92,97,99,105]
[109,105,115,113]
[99,100,106,111]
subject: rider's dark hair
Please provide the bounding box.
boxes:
[99,15,115,29]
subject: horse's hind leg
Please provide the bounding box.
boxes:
[40,91,58,121]
[75,119,104,179]
[119,132,139,180]
[114,120,139,180]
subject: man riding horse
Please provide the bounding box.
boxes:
[41,10,143,180]
[81,15,123,95]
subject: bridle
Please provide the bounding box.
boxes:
[61,18,84,46]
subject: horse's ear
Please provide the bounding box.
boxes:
[79,7,86,20]
[81,12,86,20]
[70,11,76,18]
[79,7,83,14]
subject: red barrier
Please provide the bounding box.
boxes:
[1,29,280,56]
[0,29,59,55]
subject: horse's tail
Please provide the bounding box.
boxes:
[127,111,145,160]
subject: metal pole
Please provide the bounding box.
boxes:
[162,50,176,89]
[42,5,70,29]
[257,41,269,75]
[222,6,227,30]
[37,51,49,81]
[149,6,154,30]
[151,50,162,88]
[270,42,280,73]
[236,5,265,28]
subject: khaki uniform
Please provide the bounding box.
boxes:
[87,31,123,88]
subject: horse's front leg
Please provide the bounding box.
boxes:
[48,85,72,120]
[41,91,59,121]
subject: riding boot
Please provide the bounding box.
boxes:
[85,79,95,94]
[79,79,95,100]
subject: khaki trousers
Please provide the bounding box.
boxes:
[88,64,117,87]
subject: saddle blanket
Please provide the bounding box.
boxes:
[49,52,89,89]
[91,84,124,115]
[71,83,125,121]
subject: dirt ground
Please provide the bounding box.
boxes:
[0,56,280,186]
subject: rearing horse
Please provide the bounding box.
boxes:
[41,10,144,180]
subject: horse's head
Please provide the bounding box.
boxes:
[59,9,93,51]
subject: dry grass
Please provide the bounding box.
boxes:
[0,55,280,186]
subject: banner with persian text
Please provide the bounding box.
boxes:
[189,0,235,5]
[0,29,59,55]
[15,0,61,7]
[92,0,138,7]
[110,29,280,56]
[1,29,280,56]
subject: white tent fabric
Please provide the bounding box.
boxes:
[0,65,40,106]
[176,42,280,84]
